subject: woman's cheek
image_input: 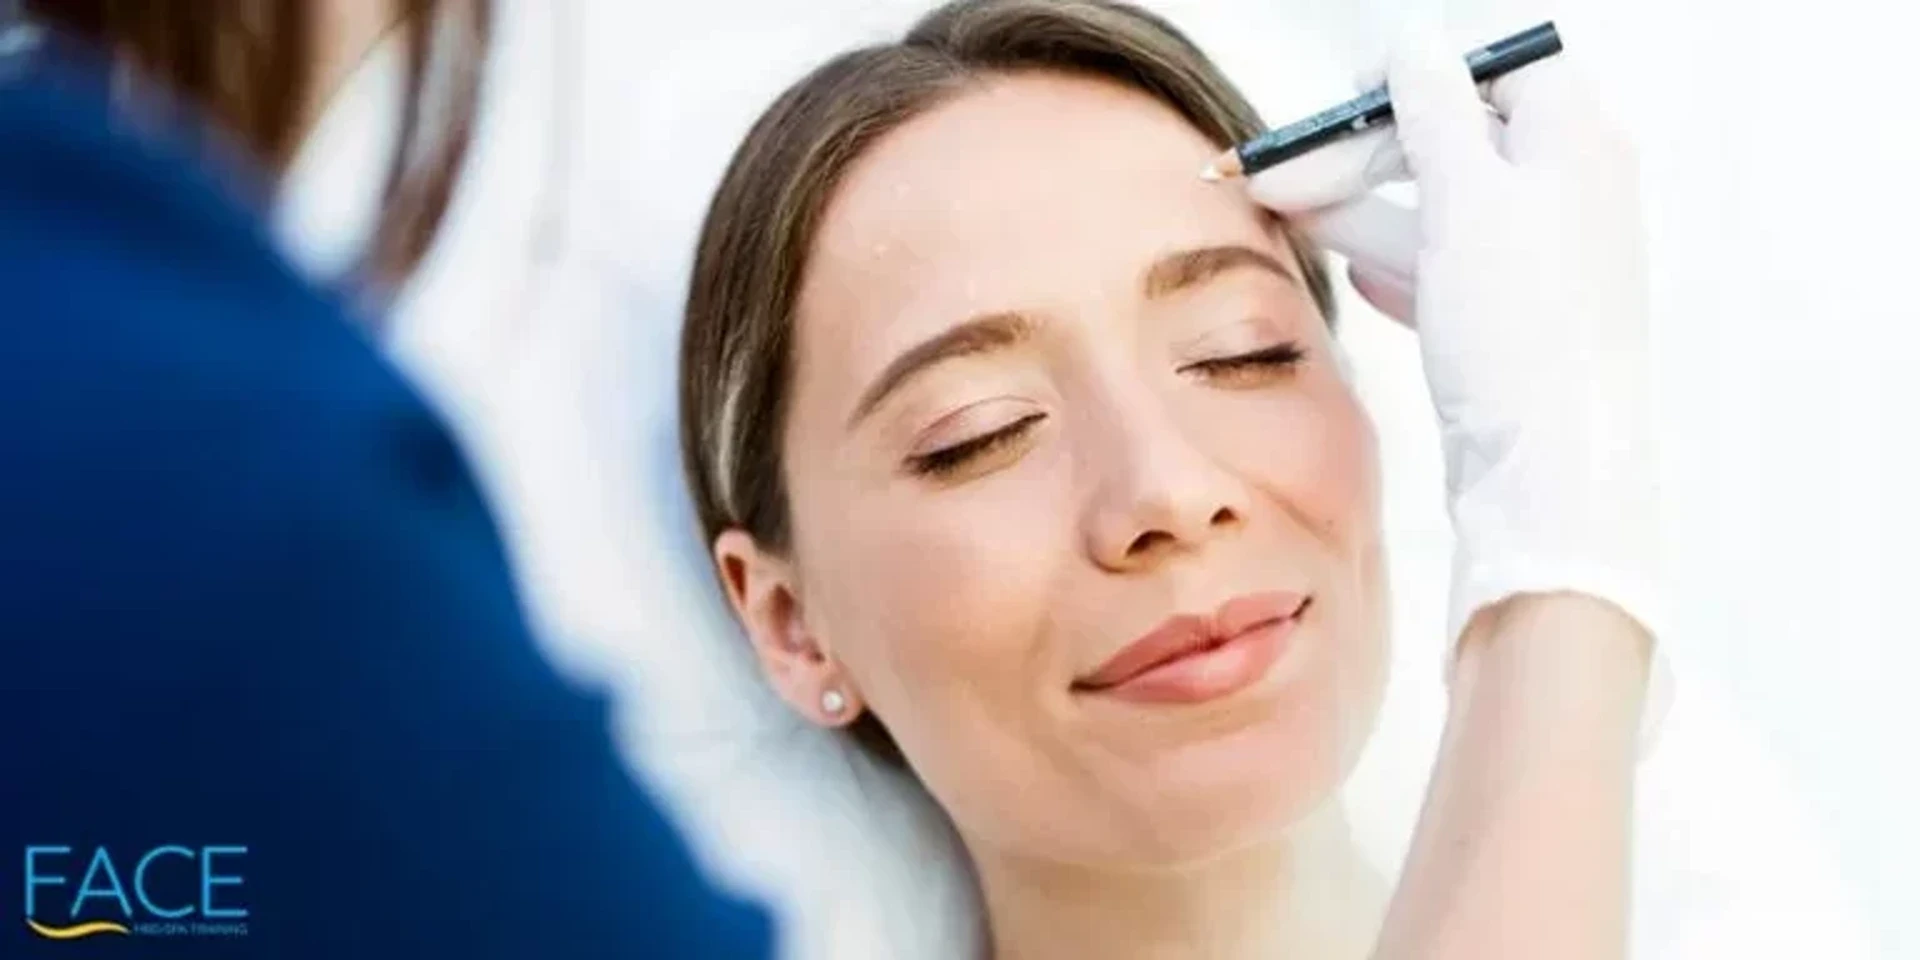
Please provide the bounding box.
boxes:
[1313,387,1383,522]
[1209,384,1379,533]
[840,477,1065,670]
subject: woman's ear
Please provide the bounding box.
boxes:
[713,529,864,727]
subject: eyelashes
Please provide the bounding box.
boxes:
[1177,341,1307,384]
[903,341,1308,479]
[907,412,1046,478]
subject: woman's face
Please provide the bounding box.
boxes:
[729,73,1388,867]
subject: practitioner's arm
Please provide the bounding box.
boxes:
[1245,29,1664,960]
[1374,595,1650,960]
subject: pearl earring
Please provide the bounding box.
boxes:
[820,689,847,716]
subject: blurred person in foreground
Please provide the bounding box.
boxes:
[0,41,774,960]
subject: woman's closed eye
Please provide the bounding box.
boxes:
[906,412,1047,479]
[1180,341,1307,386]
[901,342,1304,479]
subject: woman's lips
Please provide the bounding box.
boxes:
[1074,591,1309,705]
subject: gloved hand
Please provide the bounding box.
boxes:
[1244,28,1667,686]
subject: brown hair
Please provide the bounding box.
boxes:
[22,0,489,287]
[679,0,1336,759]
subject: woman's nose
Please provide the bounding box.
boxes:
[1080,399,1249,572]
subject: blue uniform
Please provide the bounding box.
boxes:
[0,56,775,960]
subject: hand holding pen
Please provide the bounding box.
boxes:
[1221,26,1670,955]
[1223,24,1668,693]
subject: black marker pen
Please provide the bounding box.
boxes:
[1204,21,1562,180]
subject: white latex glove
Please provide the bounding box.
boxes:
[1246,29,1668,690]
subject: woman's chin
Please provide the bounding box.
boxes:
[1003,718,1353,869]
[1136,722,1351,858]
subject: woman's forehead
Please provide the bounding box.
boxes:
[798,72,1282,359]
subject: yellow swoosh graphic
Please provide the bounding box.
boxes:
[27,919,131,939]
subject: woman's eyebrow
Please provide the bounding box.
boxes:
[1143,244,1300,299]
[843,245,1294,430]
[847,310,1037,429]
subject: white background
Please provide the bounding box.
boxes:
[589,0,1915,952]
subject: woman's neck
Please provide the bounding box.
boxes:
[974,803,1387,960]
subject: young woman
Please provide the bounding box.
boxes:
[680,2,1657,956]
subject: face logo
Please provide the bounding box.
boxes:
[22,845,249,940]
